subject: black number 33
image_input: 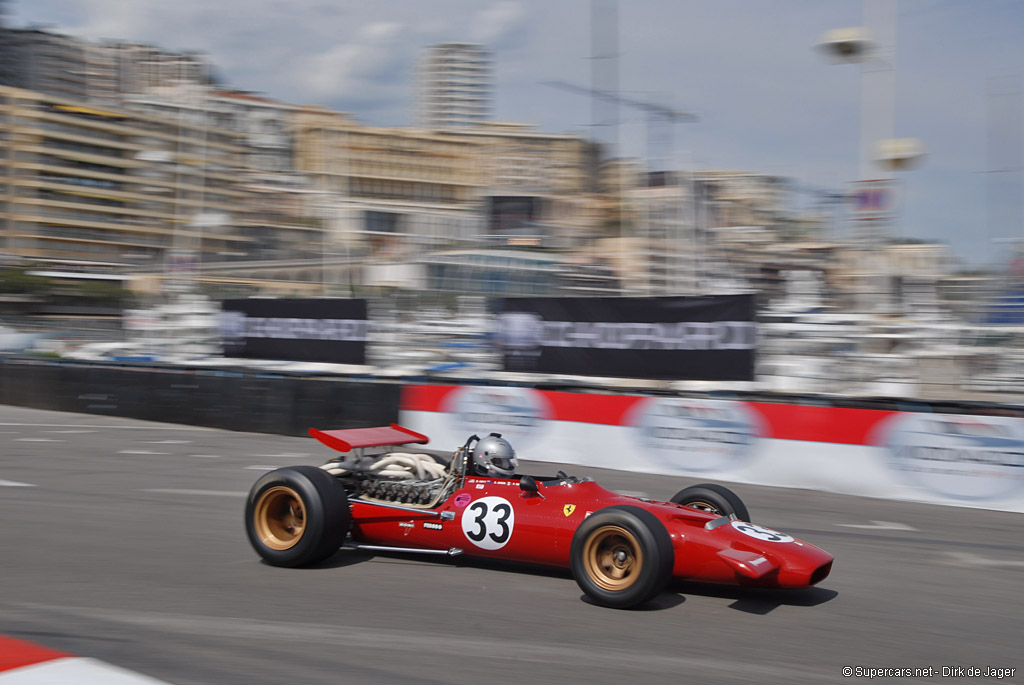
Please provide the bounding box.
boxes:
[467,501,512,543]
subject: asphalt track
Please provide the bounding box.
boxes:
[1,405,1021,685]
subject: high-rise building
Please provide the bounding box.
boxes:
[414,43,492,130]
[0,28,216,103]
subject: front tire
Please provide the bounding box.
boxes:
[245,465,351,567]
[570,505,673,609]
[670,483,750,521]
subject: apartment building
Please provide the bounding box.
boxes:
[294,110,604,239]
[0,29,90,101]
[0,85,251,276]
[208,90,296,174]
[695,170,791,229]
[414,43,492,130]
[106,42,215,96]
[436,121,601,248]
[0,26,216,103]
[293,106,486,258]
[123,85,297,174]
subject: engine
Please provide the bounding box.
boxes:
[358,477,446,506]
[323,450,455,508]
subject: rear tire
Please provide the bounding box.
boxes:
[670,483,750,521]
[570,505,673,609]
[245,465,351,567]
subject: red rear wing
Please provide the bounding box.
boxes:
[308,424,430,453]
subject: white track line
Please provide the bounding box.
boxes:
[0,479,36,487]
[141,489,246,497]
[0,423,208,431]
[251,453,310,458]
[943,551,1024,568]
[836,521,918,531]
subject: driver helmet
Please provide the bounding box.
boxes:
[472,433,518,477]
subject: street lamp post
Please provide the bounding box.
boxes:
[816,1,926,314]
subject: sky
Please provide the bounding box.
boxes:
[5,0,1024,268]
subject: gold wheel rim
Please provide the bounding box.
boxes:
[685,500,722,515]
[583,525,643,591]
[254,486,306,551]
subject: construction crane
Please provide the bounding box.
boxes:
[542,79,697,171]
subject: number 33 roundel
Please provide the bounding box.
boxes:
[461,496,515,550]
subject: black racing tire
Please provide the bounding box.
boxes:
[670,483,750,521]
[570,505,674,609]
[245,465,351,567]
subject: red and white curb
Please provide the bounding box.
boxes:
[0,635,172,684]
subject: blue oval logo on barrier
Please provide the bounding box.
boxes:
[628,398,763,474]
[443,386,551,449]
[875,413,1024,502]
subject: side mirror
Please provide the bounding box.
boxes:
[519,476,544,498]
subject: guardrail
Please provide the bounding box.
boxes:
[399,383,1024,513]
[0,356,400,435]
[3,355,1022,513]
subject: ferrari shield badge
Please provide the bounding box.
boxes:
[563,504,576,517]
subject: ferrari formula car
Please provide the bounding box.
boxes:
[244,424,833,609]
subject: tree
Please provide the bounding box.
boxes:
[0,268,50,295]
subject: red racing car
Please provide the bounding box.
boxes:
[244,424,833,609]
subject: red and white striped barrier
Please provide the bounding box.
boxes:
[400,384,1024,513]
[0,636,171,684]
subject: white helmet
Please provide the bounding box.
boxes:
[472,433,518,477]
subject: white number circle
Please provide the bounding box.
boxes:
[461,496,516,550]
[731,521,794,543]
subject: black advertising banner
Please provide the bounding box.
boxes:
[221,299,368,364]
[495,295,756,381]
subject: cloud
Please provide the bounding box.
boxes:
[301,21,410,113]
[52,0,157,42]
[471,1,528,49]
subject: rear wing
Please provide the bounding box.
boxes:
[308,424,429,454]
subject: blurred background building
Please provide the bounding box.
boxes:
[414,42,492,130]
[0,26,218,102]
[0,85,247,276]
[3,15,1023,401]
